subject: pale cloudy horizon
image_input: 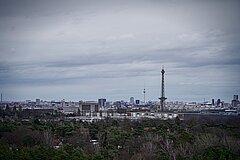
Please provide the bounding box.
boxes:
[0,0,240,103]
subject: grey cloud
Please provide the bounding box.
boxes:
[0,0,240,101]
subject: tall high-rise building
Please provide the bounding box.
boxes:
[130,97,134,104]
[98,98,106,108]
[233,95,238,100]
[216,99,221,106]
[212,99,215,105]
[61,99,65,107]
[135,100,140,105]
[36,99,40,106]
[232,95,239,108]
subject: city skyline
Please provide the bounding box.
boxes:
[0,0,240,102]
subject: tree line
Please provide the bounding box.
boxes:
[0,116,240,159]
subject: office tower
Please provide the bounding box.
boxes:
[232,95,239,108]
[36,99,40,106]
[216,99,221,106]
[212,99,215,105]
[79,101,99,116]
[98,98,106,108]
[61,99,65,107]
[233,95,238,100]
[135,100,140,105]
[130,97,134,104]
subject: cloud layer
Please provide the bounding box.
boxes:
[0,0,240,102]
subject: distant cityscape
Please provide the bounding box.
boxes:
[0,68,239,121]
[0,94,239,122]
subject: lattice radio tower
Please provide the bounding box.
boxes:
[159,66,167,111]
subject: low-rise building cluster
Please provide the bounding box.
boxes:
[0,95,239,122]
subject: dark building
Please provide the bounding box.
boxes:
[36,99,40,106]
[79,102,99,116]
[216,99,221,106]
[212,99,215,105]
[233,95,238,100]
[135,100,140,105]
[80,102,99,112]
[98,98,106,108]
[232,95,239,108]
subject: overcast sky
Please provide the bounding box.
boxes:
[0,0,240,102]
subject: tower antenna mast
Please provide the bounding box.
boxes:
[159,65,167,111]
[143,82,146,104]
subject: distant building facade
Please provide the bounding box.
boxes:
[135,100,140,105]
[98,98,106,108]
[61,99,65,107]
[79,102,99,116]
[216,99,221,106]
[212,99,215,105]
[130,97,134,105]
[232,95,239,108]
[36,99,40,106]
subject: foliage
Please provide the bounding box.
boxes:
[203,146,236,160]
[0,116,240,159]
